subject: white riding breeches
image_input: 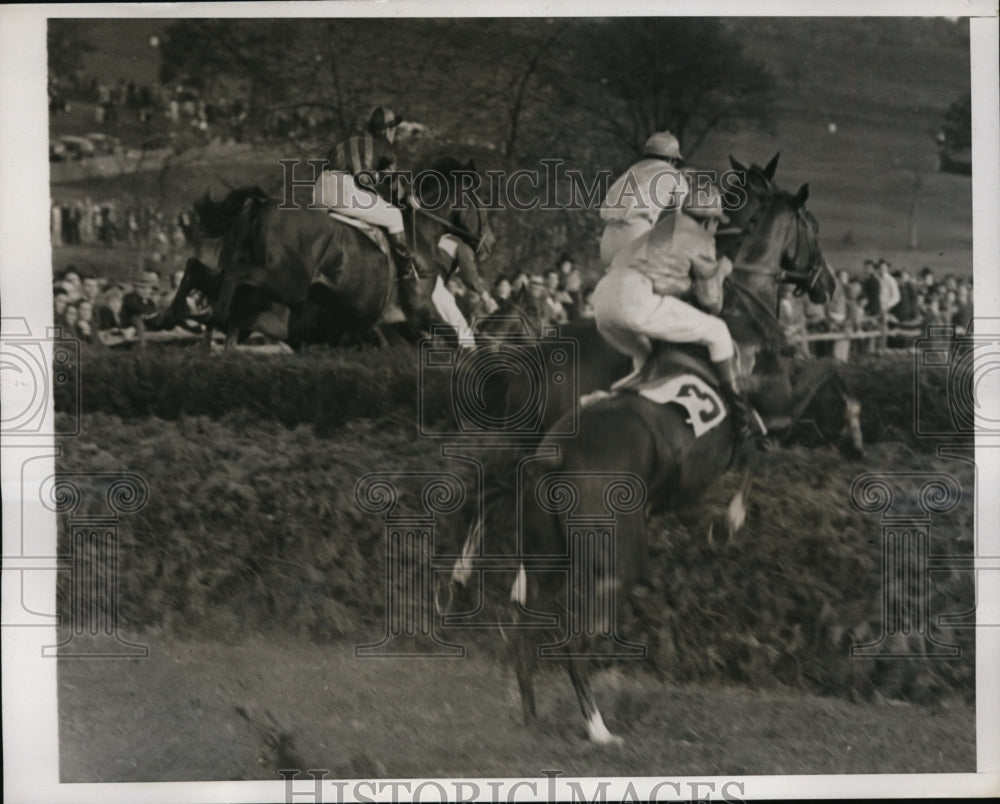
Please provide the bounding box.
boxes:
[314,170,404,234]
[432,275,476,348]
[591,265,734,368]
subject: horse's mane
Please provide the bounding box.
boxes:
[195,186,270,239]
[722,277,788,353]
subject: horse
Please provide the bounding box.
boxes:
[159,257,403,350]
[446,156,862,744]
[191,158,494,349]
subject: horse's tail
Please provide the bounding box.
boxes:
[194,186,269,239]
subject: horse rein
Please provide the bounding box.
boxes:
[412,201,490,258]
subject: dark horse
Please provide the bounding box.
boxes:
[449,155,862,744]
[160,257,365,349]
[177,158,494,348]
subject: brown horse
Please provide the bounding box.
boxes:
[193,159,494,348]
[159,257,391,350]
[447,156,861,744]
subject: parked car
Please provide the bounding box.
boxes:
[57,135,97,161]
[84,132,122,156]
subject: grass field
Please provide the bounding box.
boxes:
[58,634,975,782]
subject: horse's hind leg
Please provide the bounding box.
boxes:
[512,627,538,726]
[568,659,623,745]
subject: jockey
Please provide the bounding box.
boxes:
[599,131,689,267]
[591,183,760,441]
[432,234,496,349]
[314,105,418,276]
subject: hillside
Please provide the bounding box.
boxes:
[49,16,973,278]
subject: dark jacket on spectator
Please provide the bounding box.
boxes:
[862,274,882,316]
[97,305,126,331]
[122,292,160,329]
[892,282,920,323]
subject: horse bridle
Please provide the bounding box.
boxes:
[719,193,825,296]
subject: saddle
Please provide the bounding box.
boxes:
[611,342,729,438]
[325,210,393,262]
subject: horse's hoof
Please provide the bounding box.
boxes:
[586,713,624,746]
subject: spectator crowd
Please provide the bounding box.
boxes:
[51,197,197,255]
[52,264,209,347]
[777,258,974,358]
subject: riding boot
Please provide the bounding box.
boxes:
[389,231,418,280]
[712,357,762,442]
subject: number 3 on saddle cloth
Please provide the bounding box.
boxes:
[634,373,726,437]
[582,344,733,438]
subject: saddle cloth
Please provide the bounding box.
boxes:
[581,345,728,438]
[326,210,392,262]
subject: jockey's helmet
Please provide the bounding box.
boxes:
[644,131,683,162]
[369,106,403,142]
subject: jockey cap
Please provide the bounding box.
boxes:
[644,131,683,161]
[368,106,403,135]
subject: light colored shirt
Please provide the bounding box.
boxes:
[878,272,901,313]
[600,158,688,227]
[613,210,720,298]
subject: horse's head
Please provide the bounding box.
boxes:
[474,282,549,343]
[722,156,832,307]
[414,157,495,262]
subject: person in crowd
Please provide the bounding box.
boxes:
[778,284,807,351]
[97,284,128,335]
[555,253,576,288]
[543,268,570,324]
[122,272,162,331]
[61,302,81,339]
[877,259,901,321]
[561,267,586,322]
[862,259,882,319]
[51,203,63,247]
[954,282,974,333]
[493,275,513,303]
[598,130,688,266]
[919,266,936,290]
[76,299,100,345]
[53,287,70,326]
[890,269,921,327]
[579,286,596,320]
[80,274,102,304]
[510,271,531,293]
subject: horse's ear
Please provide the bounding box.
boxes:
[465,158,477,171]
[794,183,810,207]
[763,152,780,181]
[729,156,748,174]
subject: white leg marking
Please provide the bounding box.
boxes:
[451,522,478,587]
[586,710,623,745]
[510,562,527,605]
[726,492,747,539]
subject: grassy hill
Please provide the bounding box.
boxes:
[50,16,973,279]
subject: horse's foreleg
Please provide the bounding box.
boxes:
[727,445,760,541]
[568,660,622,745]
[213,272,238,333]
